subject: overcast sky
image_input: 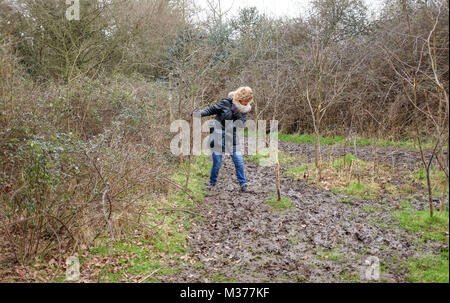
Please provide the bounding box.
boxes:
[194,0,384,20]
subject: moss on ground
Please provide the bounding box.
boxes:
[267,196,293,210]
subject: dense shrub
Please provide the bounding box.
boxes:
[0,39,174,263]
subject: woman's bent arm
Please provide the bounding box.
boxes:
[200,99,228,117]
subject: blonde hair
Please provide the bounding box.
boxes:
[229,87,253,104]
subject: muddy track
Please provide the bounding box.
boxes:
[164,143,447,283]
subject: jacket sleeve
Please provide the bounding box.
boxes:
[240,113,248,125]
[200,99,227,117]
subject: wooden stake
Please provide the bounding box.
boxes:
[276,149,281,201]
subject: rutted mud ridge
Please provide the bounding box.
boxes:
[164,143,447,283]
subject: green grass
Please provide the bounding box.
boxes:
[267,196,293,210]
[398,200,412,210]
[171,154,211,202]
[193,261,205,269]
[242,129,438,150]
[284,164,313,178]
[338,196,356,205]
[317,249,343,261]
[340,269,360,283]
[332,181,379,199]
[210,273,238,283]
[284,154,401,199]
[370,217,395,230]
[283,151,446,201]
[406,250,449,283]
[288,234,300,245]
[113,242,180,279]
[278,133,345,145]
[83,155,211,282]
[393,209,449,242]
[153,230,189,255]
[247,149,300,167]
[247,152,268,163]
[278,151,299,165]
[277,132,436,150]
[89,239,182,282]
[400,184,416,194]
[363,206,379,213]
[412,167,449,198]
[332,153,357,170]
[391,204,449,283]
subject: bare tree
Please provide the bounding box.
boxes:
[383,0,449,216]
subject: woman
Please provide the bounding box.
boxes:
[194,87,253,192]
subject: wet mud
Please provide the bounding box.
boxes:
[164,143,448,283]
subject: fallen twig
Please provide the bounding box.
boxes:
[157,177,196,201]
[138,268,161,283]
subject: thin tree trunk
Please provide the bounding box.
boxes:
[276,160,281,201]
[418,134,434,217]
[185,94,194,189]
[314,130,322,181]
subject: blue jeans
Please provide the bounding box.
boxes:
[210,151,247,186]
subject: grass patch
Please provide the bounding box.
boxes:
[285,154,396,199]
[288,234,300,245]
[374,137,435,150]
[369,213,398,230]
[82,155,211,282]
[277,132,436,150]
[193,261,205,269]
[333,181,380,199]
[411,167,449,198]
[88,239,182,283]
[247,149,299,167]
[284,164,313,179]
[398,200,412,210]
[393,209,449,242]
[278,151,299,165]
[406,250,449,283]
[247,151,268,164]
[171,154,211,203]
[332,153,357,170]
[264,135,443,201]
[210,273,238,283]
[363,206,380,213]
[400,184,416,194]
[337,196,356,205]
[340,269,360,283]
[317,249,343,261]
[267,196,293,210]
[283,152,431,200]
[278,133,345,145]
